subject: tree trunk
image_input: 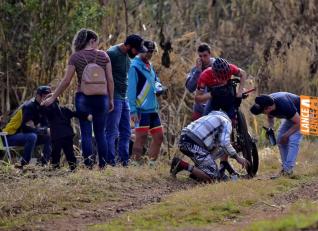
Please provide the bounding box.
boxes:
[123,0,128,36]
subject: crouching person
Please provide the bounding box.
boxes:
[170,111,249,182]
[2,86,52,168]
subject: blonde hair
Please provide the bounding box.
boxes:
[71,28,99,53]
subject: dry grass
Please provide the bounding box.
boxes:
[0,163,174,229]
[91,141,318,231]
[0,140,317,230]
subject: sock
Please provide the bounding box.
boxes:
[179,160,189,170]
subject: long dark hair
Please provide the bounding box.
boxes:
[72,28,99,53]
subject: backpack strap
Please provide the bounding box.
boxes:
[81,53,89,65]
[81,50,98,65]
[93,50,98,64]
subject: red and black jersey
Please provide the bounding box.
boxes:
[197,64,240,90]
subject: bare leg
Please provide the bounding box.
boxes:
[148,130,163,161]
[132,131,148,161]
[191,167,215,183]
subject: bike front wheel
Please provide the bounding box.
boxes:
[237,110,259,177]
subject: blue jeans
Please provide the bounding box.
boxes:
[106,99,131,166]
[277,119,303,172]
[75,92,109,168]
[7,133,51,165]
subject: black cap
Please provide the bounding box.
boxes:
[143,40,156,52]
[124,34,147,53]
[250,95,274,115]
[36,85,51,96]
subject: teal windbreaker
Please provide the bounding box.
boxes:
[128,56,160,114]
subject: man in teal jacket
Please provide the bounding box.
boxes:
[128,40,164,165]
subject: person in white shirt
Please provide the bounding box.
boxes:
[170,111,249,182]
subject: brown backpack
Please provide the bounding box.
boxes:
[80,51,107,95]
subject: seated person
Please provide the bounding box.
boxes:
[170,111,249,182]
[2,86,52,168]
[43,100,91,171]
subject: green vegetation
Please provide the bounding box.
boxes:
[91,176,315,231]
[91,143,318,231]
[1,1,318,230]
[246,202,318,231]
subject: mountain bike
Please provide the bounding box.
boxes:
[208,78,259,177]
[229,79,258,176]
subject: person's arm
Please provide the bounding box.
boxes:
[218,121,238,158]
[235,68,247,97]
[194,89,211,103]
[41,65,75,106]
[154,68,161,83]
[105,59,114,112]
[194,69,211,103]
[127,66,138,122]
[185,66,202,93]
[279,113,300,144]
[21,107,38,133]
[218,120,249,168]
[267,115,275,129]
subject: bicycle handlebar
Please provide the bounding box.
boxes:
[243,88,256,95]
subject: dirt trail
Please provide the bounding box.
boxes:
[21,178,196,231]
[7,172,318,231]
[211,179,318,231]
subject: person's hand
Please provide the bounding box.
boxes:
[236,156,250,169]
[109,99,114,112]
[41,96,56,107]
[195,58,202,70]
[87,114,93,121]
[130,113,139,123]
[236,91,243,98]
[44,93,54,99]
[279,134,289,144]
[26,120,35,128]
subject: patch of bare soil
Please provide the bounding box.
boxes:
[18,177,196,231]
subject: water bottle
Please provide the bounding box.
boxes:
[263,126,277,146]
[268,131,277,145]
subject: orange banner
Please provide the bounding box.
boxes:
[300,95,318,136]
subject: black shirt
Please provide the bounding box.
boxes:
[44,102,77,141]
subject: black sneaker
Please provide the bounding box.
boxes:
[270,169,293,179]
[14,162,24,170]
[170,157,183,177]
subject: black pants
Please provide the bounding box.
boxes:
[51,136,77,170]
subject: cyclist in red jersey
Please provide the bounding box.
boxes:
[195,58,247,119]
[194,58,248,176]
